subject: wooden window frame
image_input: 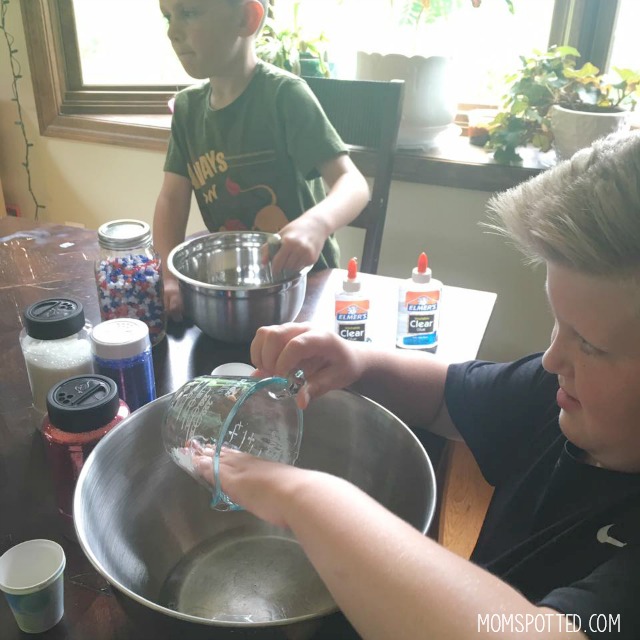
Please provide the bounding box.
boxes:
[20,0,621,157]
[21,0,173,150]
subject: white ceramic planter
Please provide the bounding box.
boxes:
[356,51,456,147]
[550,104,630,160]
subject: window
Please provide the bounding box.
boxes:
[604,0,640,127]
[608,0,640,71]
[21,0,628,151]
[72,0,190,85]
[71,0,555,103]
[275,0,556,105]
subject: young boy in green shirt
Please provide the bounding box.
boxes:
[154,0,370,319]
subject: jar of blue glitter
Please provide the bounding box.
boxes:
[90,318,156,411]
[95,219,166,346]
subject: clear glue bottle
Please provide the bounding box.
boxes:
[396,252,442,352]
[335,257,370,342]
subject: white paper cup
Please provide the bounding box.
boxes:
[210,362,256,376]
[0,539,66,633]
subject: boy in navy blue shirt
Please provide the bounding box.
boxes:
[210,132,640,639]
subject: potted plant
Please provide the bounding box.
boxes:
[487,46,640,164]
[355,0,514,147]
[256,1,331,77]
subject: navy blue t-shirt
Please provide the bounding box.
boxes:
[445,354,640,638]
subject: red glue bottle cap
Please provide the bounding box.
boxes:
[343,257,361,293]
[412,252,432,284]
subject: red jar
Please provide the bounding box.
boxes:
[42,374,130,540]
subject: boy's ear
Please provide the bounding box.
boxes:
[239,0,265,37]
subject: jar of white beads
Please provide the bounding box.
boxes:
[94,219,166,346]
[19,298,94,415]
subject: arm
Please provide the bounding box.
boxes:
[271,154,370,274]
[152,171,192,320]
[219,452,586,640]
[250,322,459,439]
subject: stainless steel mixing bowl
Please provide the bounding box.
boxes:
[168,232,309,343]
[74,389,436,639]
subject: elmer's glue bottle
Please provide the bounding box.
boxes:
[396,252,442,352]
[335,258,370,342]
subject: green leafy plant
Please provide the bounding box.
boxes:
[256,1,331,77]
[487,45,640,164]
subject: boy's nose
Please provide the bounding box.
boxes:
[167,21,181,43]
[541,344,558,375]
[541,323,568,376]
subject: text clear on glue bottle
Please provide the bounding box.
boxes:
[396,252,442,352]
[335,257,370,342]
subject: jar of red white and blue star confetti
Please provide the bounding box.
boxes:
[95,219,166,345]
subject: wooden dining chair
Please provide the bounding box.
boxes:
[437,440,494,559]
[303,76,404,274]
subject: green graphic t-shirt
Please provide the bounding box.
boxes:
[164,61,348,270]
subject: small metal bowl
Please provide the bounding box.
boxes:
[168,232,310,343]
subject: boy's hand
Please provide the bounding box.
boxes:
[217,448,310,529]
[250,322,366,409]
[163,277,184,321]
[270,217,327,275]
[191,445,304,528]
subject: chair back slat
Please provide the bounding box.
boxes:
[303,77,404,274]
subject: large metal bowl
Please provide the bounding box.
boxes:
[168,232,309,343]
[74,390,436,639]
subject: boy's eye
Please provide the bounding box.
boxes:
[578,335,605,357]
[162,7,200,24]
[179,8,200,19]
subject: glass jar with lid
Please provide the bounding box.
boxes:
[91,318,156,411]
[19,298,94,415]
[95,219,166,345]
[42,374,130,539]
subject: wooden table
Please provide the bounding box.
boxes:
[0,217,496,639]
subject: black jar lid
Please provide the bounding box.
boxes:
[46,375,121,433]
[23,298,86,340]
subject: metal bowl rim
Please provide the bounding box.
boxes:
[73,389,436,628]
[167,233,311,292]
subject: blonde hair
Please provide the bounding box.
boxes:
[486,132,640,278]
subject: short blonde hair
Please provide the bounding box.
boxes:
[487,132,640,278]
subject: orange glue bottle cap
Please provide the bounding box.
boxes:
[412,252,432,283]
[343,257,361,293]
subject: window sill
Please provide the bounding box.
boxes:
[42,113,544,193]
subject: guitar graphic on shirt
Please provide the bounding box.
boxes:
[222,177,288,233]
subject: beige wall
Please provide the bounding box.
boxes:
[0,1,551,361]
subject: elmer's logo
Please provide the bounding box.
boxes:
[336,300,369,322]
[405,291,439,313]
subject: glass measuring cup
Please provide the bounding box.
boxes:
[162,371,305,511]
